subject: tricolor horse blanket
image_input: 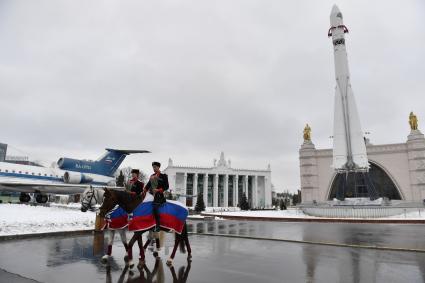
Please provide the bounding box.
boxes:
[104,194,189,234]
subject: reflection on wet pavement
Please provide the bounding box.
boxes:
[188,220,425,250]
[0,220,424,283]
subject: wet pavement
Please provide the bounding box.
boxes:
[0,220,424,283]
[187,220,425,250]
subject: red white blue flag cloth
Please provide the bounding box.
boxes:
[128,194,188,234]
[103,205,128,230]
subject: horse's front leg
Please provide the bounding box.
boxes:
[118,229,129,262]
[136,232,146,268]
[126,232,140,269]
[101,230,115,264]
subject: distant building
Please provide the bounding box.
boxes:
[300,129,425,203]
[5,155,42,167]
[164,152,272,209]
[0,143,6,162]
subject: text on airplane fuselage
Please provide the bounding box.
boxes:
[75,164,92,170]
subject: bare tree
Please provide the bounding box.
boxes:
[118,166,148,185]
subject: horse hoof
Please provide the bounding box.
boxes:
[137,260,145,269]
[153,251,158,257]
[124,255,129,262]
[187,254,192,261]
[101,256,109,264]
[126,260,134,269]
[166,259,173,266]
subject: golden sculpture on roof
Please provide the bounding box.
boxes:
[409,112,418,130]
[303,124,311,141]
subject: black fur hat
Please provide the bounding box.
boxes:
[152,161,161,167]
[131,169,140,174]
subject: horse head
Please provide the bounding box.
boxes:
[99,188,119,217]
[80,186,103,212]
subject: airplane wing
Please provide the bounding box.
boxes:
[0,181,124,195]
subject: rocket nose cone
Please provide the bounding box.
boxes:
[330,4,343,26]
[331,4,340,15]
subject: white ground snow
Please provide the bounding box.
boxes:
[205,208,425,220]
[0,203,96,236]
[205,209,312,218]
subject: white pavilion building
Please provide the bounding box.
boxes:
[163,152,272,209]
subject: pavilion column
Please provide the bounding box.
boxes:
[193,173,198,208]
[235,175,239,206]
[203,174,208,207]
[253,175,258,208]
[224,174,229,207]
[245,175,249,201]
[182,173,187,205]
[213,174,218,207]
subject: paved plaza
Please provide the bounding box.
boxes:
[0,220,424,283]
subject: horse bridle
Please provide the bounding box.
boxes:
[81,186,100,211]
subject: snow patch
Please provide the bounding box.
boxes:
[0,203,96,236]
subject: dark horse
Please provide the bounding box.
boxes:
[99,188,192,267]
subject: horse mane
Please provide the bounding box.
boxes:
[112,190,143,213]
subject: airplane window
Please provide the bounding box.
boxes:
[44,174,47,176]
[12,170,15,173]
[50,174,53,177]
[25,172,28,174]
[5,170,8,173]
[31,172,34,175]
[38,173,41,176]
[56,175,59,177]
[19,171,22,173]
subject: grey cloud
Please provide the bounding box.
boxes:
[1,0,424,192]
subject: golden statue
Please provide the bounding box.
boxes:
[409,112,418,130]
[303,124,311,141]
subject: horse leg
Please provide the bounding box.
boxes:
[166,233,180,266]
[136,232,146,268]
[126,232,139,269]
[118,229,129,262]
[143,238,151,250]
[102,230,115,264]
[152,231,161,258]
[183,224,192,260]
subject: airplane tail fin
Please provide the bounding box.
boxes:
[98,149,151,176]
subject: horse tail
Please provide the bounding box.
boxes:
[179,222,187,253]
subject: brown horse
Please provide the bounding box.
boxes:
[99,188,192,268]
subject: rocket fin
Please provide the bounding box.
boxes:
[332,85,348,169]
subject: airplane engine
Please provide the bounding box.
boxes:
[63,171,93,184]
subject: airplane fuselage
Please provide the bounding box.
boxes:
[0,161,114,194]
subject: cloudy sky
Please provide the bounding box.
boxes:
[1,0,424,192]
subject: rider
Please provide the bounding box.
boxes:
[129,169,144,195]
[144,161,169,232]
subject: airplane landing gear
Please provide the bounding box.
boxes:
[35,194,48,203]
[19,193,31,203]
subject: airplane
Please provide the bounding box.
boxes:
[0,148,150,203]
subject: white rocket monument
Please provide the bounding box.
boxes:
[329,5,369,171]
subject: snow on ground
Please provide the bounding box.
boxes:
[0,203,96,236]
[205,209,313,218]
[387,210,425,220]
[205,208,425,220]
